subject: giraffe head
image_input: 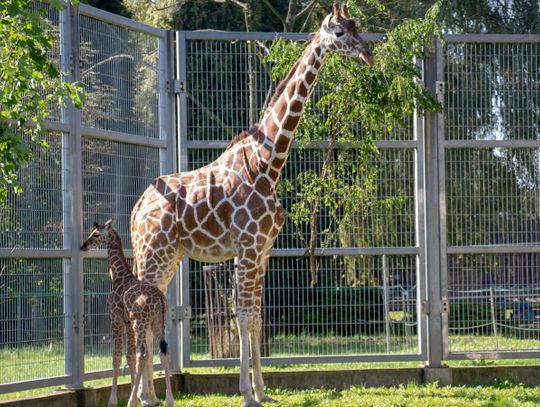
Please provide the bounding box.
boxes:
[80,219,114,251]
[320,2,375,66]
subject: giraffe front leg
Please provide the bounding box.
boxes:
[235,252,265,407]
[250,311,275,404]
[237,311,260,407]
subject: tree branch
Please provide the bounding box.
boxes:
[260,0,286,26]
[295,0,318,21]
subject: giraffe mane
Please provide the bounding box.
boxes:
[226,125,263,150]
[266,33,320,112]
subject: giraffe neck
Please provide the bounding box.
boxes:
[258,35,327,185]
[106,230,132,281]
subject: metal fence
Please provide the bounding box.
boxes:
[0,3,174,393]
[0,2,540,395]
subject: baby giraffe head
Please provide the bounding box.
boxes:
[320,2,375,66]
[81,219,114,251]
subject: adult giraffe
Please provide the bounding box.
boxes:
[130,3,375,406]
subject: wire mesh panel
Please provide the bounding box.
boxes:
[0,131,64,250]
[186,39,274,140]
[0,258,65,384]
[82,138,161,249]
[79,14,160,138]
[448,253,540,353]
[445,41,540,141]
[182,35,422,366]
[443,38,540,358]
[189,255,419,360]
[0,4,171,393]
[446,148,540,247]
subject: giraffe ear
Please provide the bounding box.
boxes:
[342,2,349,18]
[104,219,113,230]
[333,2,341,19]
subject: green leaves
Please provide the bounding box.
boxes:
[270,1,442,273]
[0,0,85,202]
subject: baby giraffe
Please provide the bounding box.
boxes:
[81,220,174,407]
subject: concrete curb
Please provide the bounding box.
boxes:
[1,366,539,406]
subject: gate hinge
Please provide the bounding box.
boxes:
[435,81,445,102]
[171,306,191,321]
[173,80,186,94]
[72,312,86,329]
[421,300,429,315]
[441,297,449,315]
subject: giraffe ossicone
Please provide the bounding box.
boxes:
[130,3,375,406]
[81,220,174,407]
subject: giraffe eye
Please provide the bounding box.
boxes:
[335,29,344,37]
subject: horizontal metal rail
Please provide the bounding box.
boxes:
[447,245,540,255]
[445,351,540,360]
[187,140,418,150]
[78,247,418,260]
[443,140,540,149]
[79,3,166,38]
[183,30,384,42]
[0,248,72,258]
[188,353,423,368]
[81,126,167,149]
[0,376,71,395]
[443,33,540,43]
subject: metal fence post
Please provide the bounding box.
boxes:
[413,52,428,361]
[176,31,192,369]
[60,4,85,388]
[423,36,445,368]
[158,30,182,372]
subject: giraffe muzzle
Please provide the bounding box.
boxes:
[359,49,375,67]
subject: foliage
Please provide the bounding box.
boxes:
[174,382,540,406]
[0,0,85,203]
[268,2,442,284]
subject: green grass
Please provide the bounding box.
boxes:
[2,333,540,402]
[173,383,540,406]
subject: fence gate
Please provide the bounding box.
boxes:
[440,35,540,361]
[174,31,428,368]
[0,4,176,392]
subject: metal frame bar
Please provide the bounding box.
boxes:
[186,140,419,150]
[183,31,384,42]
[443,140,540,149]
[81,127,167,148]
[79,3,166,38]
[0,376,71,395]
[423,36,445,367]
[447,245,540,254]
[443,34,540,43]
[176,30,192,370]
[189,353,423,368]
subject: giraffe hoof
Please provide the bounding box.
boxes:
[258,395,277,403]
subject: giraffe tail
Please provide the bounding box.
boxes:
[159,292,168,355]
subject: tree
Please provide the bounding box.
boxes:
[82,0,132,17]
[268,1,442,285]
[0,0,84,203]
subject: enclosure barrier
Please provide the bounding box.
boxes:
[0,3,539,395]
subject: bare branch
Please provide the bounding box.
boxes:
[211,0,248,11]
[261,0,286,26]
[295,0,318,21]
